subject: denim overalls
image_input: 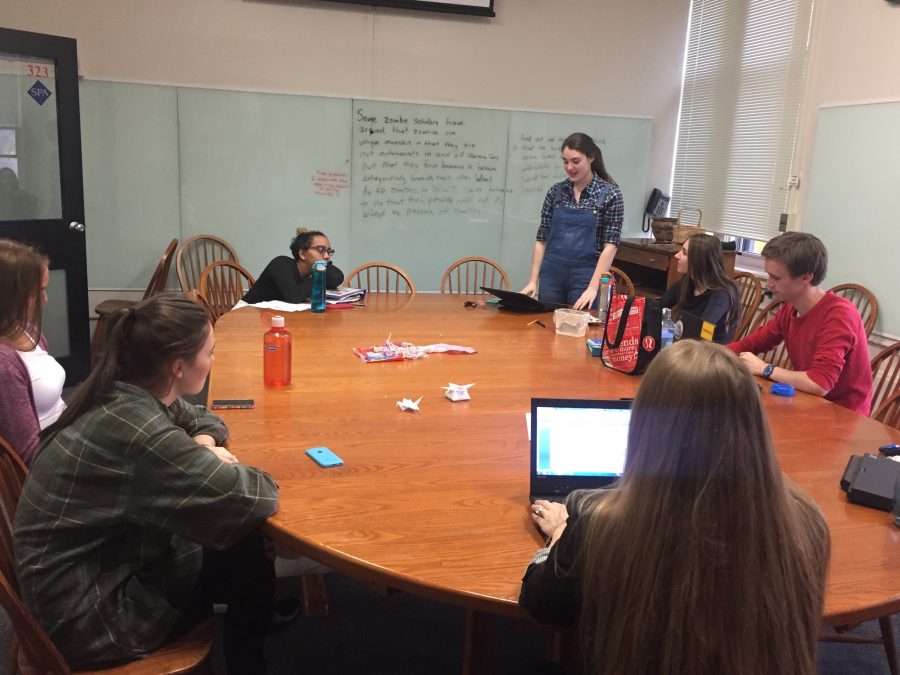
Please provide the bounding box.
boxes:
[538,189,601,307]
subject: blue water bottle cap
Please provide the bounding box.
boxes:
[770,383,795,397]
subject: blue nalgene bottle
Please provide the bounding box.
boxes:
[311,260,327,313]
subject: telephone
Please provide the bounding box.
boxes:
[643,188,671,232]
[645,188,670,217]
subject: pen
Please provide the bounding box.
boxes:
[527,319,546,328]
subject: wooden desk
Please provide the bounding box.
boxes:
[210,294,899,656]
[614,237,737,293]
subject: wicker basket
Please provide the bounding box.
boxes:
[673,207,703,243]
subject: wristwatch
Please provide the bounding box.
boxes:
[763,364,776,380]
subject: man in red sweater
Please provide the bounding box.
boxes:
[727,232,872,415]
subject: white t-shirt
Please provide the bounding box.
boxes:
[18,344,66,429]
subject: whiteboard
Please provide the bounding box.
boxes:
[805,101,900,337]
[80,81,652,293]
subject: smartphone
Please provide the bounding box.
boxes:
[306,447,343,468]
[210,399,255,410]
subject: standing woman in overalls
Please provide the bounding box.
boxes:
[521,133,623,310]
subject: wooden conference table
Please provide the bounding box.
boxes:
[210,293,900,664]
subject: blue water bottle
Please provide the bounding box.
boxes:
[311,260,327,313]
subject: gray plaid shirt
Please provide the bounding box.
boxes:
[14,381,279,666]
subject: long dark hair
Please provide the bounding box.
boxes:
[0,238,48,343]
[579,341,829,674]
[676,233,740,336]
[561,132,617,186]
[45,294,211,436]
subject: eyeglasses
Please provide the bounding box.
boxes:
[307,245,335,256]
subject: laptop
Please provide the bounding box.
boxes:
[529,398,632,503]
[676,310,715,342]
[481,287,561,313]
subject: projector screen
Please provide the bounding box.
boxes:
[315,0,494,17]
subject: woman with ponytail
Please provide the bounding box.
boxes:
[520,132,624,311]
[15,294,280,674]
[520,341,829,675]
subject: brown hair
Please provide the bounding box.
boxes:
[561,133,617,187]
[579,341,829,675]
[0,238,49,343]
[290,228,327,261]
[676,233,740,337]
[45,293,211,436]
[762,232,828,286]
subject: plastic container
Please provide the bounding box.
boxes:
[554,308,589,337]
[311,260,327,313]
[263,315,292,387]
[661,307,675,348]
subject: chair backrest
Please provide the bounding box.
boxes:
[199,261,255,323]
[0,568,73,674]
[608,266,634,296]
[870,341,900,416]
[828,283,878,338]
[176,235,239,292]
[748,299,792,368]
[872,390,900,430]
[347,262,416,295]
[733,272,763,340]
[142,238,179,300]
[440,257,509,295]
[0,435,27,585]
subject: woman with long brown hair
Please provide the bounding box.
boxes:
[15,294,279,673]
[661,232,741,343]
[520,340,829,675]
[0,238,66,463]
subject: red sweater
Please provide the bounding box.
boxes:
[728,293,873,415]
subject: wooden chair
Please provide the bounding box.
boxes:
[748,299,792,369]
[870,341,900,417]
[828,283,878,338]
[92,238,178,362]
[440,257,509,295]
[176,234,239,292]
[0,436,214,675]
[347,261,416,295]
[608,266,634,296]
[733,272,763,339]
[872,390,900,430]
[198,260,255,323]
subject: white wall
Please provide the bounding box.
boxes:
[0,0,690,194]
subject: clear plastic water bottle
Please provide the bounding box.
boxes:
[597,273,612,324]
[661,307,676,349]
[311,260,327,313]
[263,315,291,387]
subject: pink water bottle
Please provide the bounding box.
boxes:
[263,315,291,387]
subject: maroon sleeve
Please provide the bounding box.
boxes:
[0,348,40,465]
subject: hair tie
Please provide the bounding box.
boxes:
[127,307,137,319]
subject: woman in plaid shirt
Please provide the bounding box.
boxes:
[521,132,624,311]
[15,294,280,674]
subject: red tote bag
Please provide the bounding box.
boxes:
[601,295,662,375]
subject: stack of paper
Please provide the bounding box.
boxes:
[326,287,367,304]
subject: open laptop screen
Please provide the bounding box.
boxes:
[530,398,632,500]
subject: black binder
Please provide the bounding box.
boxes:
[840,453,900,512]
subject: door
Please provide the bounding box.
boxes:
[0,27,90,384]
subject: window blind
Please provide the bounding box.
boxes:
[670,0,815,240]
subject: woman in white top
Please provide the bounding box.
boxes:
[0,238,66,464]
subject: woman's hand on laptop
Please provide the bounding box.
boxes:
[531,500,568,545]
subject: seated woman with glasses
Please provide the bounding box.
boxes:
[520,340,829,675]
[242,228,344,304]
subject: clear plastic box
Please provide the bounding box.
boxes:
[554,308,589,337]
